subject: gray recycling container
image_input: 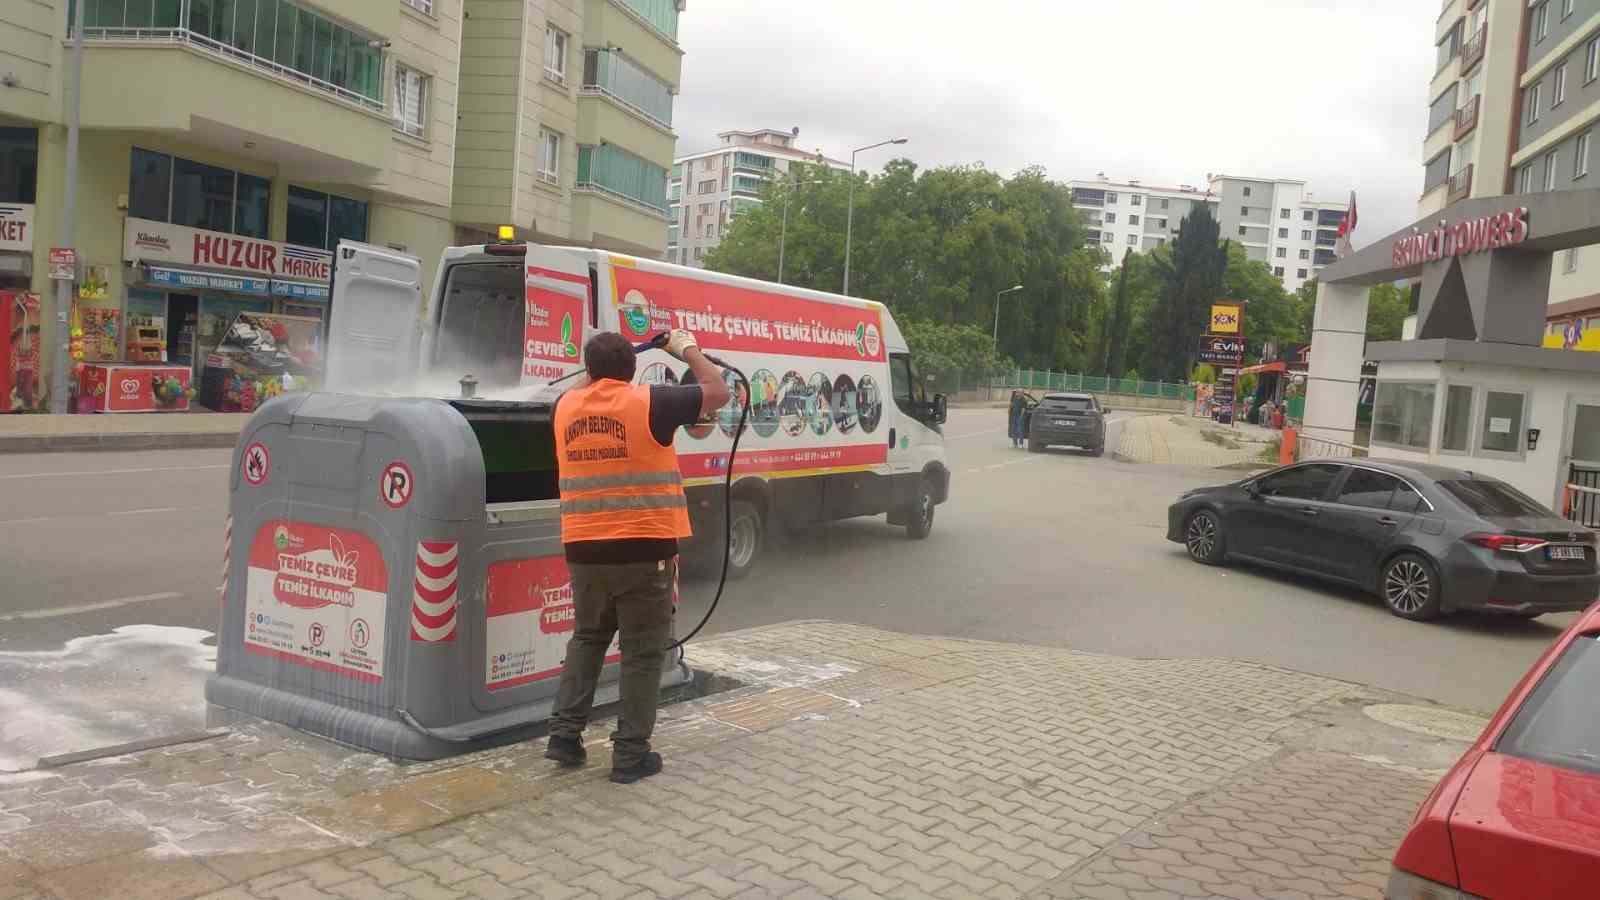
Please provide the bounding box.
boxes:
[206,392,691,759]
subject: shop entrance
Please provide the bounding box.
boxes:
[168,294,199,369]
[1565,397,1600,526]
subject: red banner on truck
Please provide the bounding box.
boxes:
[610,265,886,363]
[523,266,589,382]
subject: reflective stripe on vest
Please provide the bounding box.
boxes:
[553,379,693,543]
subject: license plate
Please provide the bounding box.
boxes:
[1054,419,1076,427]
[1548,546,1586,561]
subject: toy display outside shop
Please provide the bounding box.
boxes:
[199,312,324,413]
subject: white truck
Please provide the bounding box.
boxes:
[321,238,951,577]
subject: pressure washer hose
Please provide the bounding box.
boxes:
[666,359,750,656]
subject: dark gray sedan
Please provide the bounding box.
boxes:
[1027,392,1105,455]
[1166,459,1600,621]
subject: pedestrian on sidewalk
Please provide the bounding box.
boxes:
[544,329,730,784]
[1008,391,1027,448]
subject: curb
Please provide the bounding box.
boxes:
[0,430,241,454]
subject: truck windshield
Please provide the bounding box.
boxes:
[434,262,524,391]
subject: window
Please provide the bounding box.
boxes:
[1535,2,1550,43]
[1372,382,1435,450]
[1105,192,1118,204]
[1439,480,1549,517]
[128,147,172,221]
[1588,37,1600,83]
[1240,206,1249,216]
[402,0,433,13]
[693,246,703,260]
[1438,22,1462,70]
[1579,132,1592,179]
[1440,384,1473,452]
[1102,232,1114,243]
[1498,636,1600,777]
[1429,83,1461,134]
[286,185,367,250]
[1564,0,1576,19]
[1273,266,1285,277]
[1278,227,1288,239]
[698,179,715,195]
[1546,149,1561,191]
[1303,210,1314,221]
[1105,212,1117,224]
[889,353,926,416]
[0,127,37,204]
[1527,83,1542,124]
[1299,249,1310,259]
[1519,162,1537,193]
[1275,247,1286,258]
[1238,226,1247,237]
[1302,229,1312,240]
[1128,214,1140,225]
[581,49,674,127]
[1296,268,1308,279]
[1127,234,1138,246]
[393,64,427,138]
[1254,464,1341,501]
[1566,247,1581,273]
[1243,186,1252,197]
[1554,64,1568,107]
[537,128,561,184]
[544,26,568,83]
[128,148,268,238]
[1479,390,1526,454]
[1130,194,1142,206]
[1160,198,1169,209]
[1391,481,1426,513]
[1336,469,1405,510]
[1425,149,1453,191]
[235,174,270,239]
[706,223,715,238]
[1280,208,1290,219]
[1156,218,1168,229]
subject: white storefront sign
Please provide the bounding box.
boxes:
[0,204,35,253]
[122,217,333,283]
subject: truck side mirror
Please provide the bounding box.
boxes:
[931,394,948,425]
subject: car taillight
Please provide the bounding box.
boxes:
[1466,533,1548,552]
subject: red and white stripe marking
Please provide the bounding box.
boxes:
[220,514,232,600]
[411,540,459,642]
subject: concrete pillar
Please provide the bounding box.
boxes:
[1303,280,1369,445]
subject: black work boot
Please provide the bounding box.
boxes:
[609,751,663,784]
[544,734,587,766]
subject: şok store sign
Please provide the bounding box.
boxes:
[122,217,333,300]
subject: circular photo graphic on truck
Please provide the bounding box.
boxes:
[808,372,833,436]
[750,369,780,438]
[778,370,809,437]
[833,374,858,434]
[673,366,715,440]
[858,375,884,434]
[718,369,749,439]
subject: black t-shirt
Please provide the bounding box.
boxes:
[559,382,704,565]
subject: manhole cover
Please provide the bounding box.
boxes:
[1364,703,1488,742]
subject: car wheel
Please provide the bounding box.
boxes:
[1382,553,1442,621]
[1028,438,1042,453]
[904,480,935,540]
[1091,443,1105,457]
[725,499,763,580]
[1183,510,1226,565]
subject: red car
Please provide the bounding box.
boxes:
[1388,602,1600,898]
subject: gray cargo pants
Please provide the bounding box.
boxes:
[548,559,675,767]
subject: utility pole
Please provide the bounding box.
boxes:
[50,1,86,414]
[842,137,907,296]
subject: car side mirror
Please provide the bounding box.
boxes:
[931,393,948,425]
[1246,481,1263,499]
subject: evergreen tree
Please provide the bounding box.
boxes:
[1103,249,1134,377]
[1143,206,1229,381]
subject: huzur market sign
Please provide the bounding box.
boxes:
[1391,207,1529,267]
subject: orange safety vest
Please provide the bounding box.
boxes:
[554,379,692,544]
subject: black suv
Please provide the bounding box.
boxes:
[1027,392,1106,455]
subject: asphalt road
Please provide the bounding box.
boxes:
[0,407,1575,764]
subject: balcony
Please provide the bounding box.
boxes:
[1453,94,1480,140]
[581,49,673,133]
[1448,164,1474,204]
[1460,25,1487,74]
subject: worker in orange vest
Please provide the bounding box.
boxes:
[545,329,730,783]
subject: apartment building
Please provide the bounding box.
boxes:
[0,0,681,404]
[1068,174,1348,294]
[453,0,682,258]
[1425,0,1600,332]
[668,128,848,268]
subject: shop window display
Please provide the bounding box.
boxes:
[198,312,324,412]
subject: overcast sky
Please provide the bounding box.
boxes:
[675,0,1434,250]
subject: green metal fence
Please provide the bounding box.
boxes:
[993,370,1194,400]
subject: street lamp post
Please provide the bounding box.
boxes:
[842,137,908,296]
[777,177,820,285]
[49,0,86,413]
[993,284,1024,347]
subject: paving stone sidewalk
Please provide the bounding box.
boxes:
[1115,415,1278,468]
[0,622,1480,900]
[0,412,247,453]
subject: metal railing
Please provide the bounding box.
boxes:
[1454,94,1481,139]
[1448,164,1475,204]
[79,26,385,114]
[1562,482,1600,528]
[573,182,669,218]
[1292,431,1369,462]
[576,85,674,133]
[991,370,1194,400]
[1461,24,1487,72]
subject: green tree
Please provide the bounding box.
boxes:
[1295,279,1318,342]
[901,320,1013,389]
[1366,281,1411,341]
[1222,243,1303,362]
[1143,206,1228,381]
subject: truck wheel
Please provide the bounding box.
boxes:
[904,480,935,540]
[725,499,763,580]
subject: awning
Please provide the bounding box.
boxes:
[1237,361,1287,376]
[270,278,330,301]
[141,264,270,296]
